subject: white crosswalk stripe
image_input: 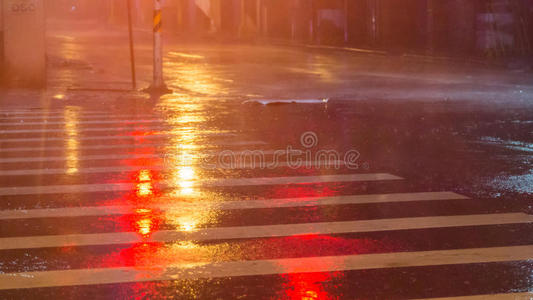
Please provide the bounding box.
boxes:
[0,149,296,165]
[0,173,402,196]
[416,293,533,300]
[0,213,529,250]
[0,140,267,153]
[0,110,108,116]
[1,245,532,290]
[0,192,468,220]
[0,109,530,298]
[0,114,156,121]
[0,160,347,175]
[0,131,237,143]
[0,126,179,134]
[0,119,164,126]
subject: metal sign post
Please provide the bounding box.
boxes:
[146,0,170,94]
[126,0,136,89]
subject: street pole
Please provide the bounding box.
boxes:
[370,0,377,46]
[344,0,349,43]
[126,0,136,90]
[290,0,296,41]
[153,0,164,88]
[147,0,170,94]
[427,0,435,54]
[239,0,245,38]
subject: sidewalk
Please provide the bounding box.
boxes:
[2,20,533,109]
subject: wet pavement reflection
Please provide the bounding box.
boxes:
[1,31,533,298]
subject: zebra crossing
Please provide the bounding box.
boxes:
[0,109,532,299]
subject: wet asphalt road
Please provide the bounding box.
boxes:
[0,20,532,299]
[0,99,531,299]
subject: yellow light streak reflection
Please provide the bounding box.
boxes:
[136,218,153,236]
[178,166,195,180]
[164,61,227,96]
[178,218,198,232]
[136,182,154,197]
[167,52,205,60]
[135,208,152,214]
[136,170,154,197]
[63,108,80,174]
[156,98,222,236]
[117,241,245,271]
[138,169,152,182]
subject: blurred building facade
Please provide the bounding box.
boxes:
[1,0,47,87]
[2,0,532,65]
[99,0,531,59]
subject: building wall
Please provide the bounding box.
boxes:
[92,0,533,59]
[2,0,46,87]
[346,0,371,46]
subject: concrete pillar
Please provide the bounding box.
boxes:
[2,0,46,87]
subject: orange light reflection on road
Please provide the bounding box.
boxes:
[283,272,339,300]
[63,108,80,174]
[136,169,154,198]
[136,217,153,236]
[278,235,347,300]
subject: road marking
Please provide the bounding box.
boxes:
[0,173,402,196]
[0,149,296,165]
[0,213,529,250]
[0,140,267,153]
[0,126,174,134]
[0,153,164,164]
[0,114,155,121]
[0,110,108,116]
[208,173,402,187]
[415,292,533,300]
[0,160,346,175]
[0,192,468,220]
[0,244,532,290]
[243,99,329,105]
[0,119,164,126]
[0,131,236,143]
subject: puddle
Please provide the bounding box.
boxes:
[479,136,533,153]
[489,171,533,194]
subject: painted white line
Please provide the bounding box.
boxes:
[0,110,108,116]
[0,192,469,220]
[0,114,156,121]
[0,140,267,153]
[0,131,236,143]
[0,153,163,164]
[207,173,401,187]
[415,292,533,300]
[0,149,295,165]
[0,119,163,126]
[0,173,402,196]
[0,159,344,175]
[0,126,173,134]
[0,213,530,250]
[243,99,329,105]
[0,244,532,290]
